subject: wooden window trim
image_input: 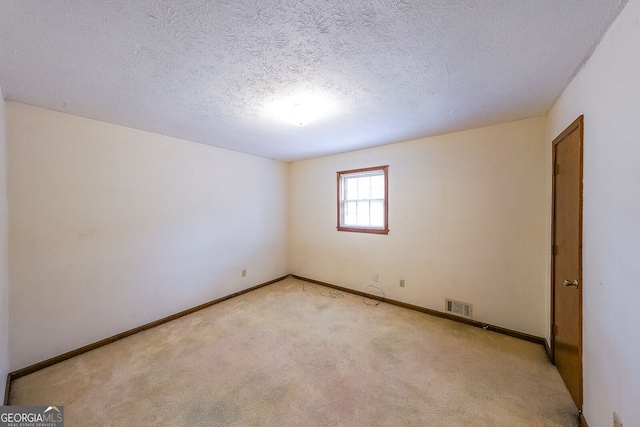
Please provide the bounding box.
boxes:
[336,165,389,235]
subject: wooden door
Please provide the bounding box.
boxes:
[551,116,583,409]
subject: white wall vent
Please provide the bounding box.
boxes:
[445,298,473,319]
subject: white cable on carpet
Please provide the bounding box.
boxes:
[363,284,385,306]
[301,281,344,298]
[299,280,385,306]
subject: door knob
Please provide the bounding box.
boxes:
[564,279,579,288]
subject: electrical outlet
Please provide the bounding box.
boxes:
[399,279,405,287]
[613,412,623,427]
[372,274,378,282]
[241,269,247,277]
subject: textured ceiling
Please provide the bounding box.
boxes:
[0,0,629,161]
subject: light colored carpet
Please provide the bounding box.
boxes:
[10,277,578,426]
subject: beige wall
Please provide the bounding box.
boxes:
[7,102,289,370]
[0,89,9,398]
[547,0,640,424]
[290,117,550,337]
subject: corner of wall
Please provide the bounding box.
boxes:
[541,113,554,346]
[0,87,10,401]
[285,161,293,275]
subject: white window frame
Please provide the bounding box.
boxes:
[337,165,389,235]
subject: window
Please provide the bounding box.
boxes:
[337,165,388,234]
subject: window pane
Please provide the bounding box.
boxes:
[370,200,384,227]
[371,175,384,199]
[344,201,357,225]
[357,201,370,225]
[346,177,358,201]
[357,176,371,199]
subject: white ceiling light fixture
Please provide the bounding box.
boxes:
[287,103,319,127]
[270,93,335,127]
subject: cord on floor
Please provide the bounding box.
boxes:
[299,280,386,306]
[301,281,344,298]
[363,284,384,306]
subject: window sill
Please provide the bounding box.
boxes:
[337,226,389,235]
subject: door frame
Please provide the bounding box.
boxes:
[550,115,584,407]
